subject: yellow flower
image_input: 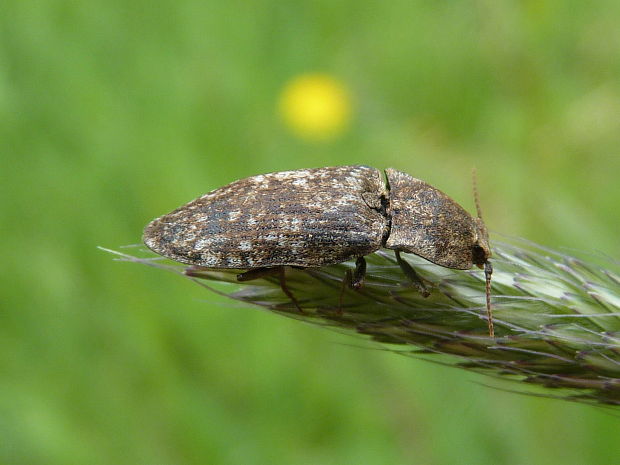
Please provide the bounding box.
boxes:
[278,74,352,141]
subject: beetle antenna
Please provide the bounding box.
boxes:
[472,167,483,220]
[484,261,494,338]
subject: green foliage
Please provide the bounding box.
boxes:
[2,1,620,464]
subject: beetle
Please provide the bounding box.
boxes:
[143,165,494,336]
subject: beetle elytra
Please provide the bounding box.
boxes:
[144,166,494,336]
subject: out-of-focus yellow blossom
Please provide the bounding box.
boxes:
[278,74,352,141]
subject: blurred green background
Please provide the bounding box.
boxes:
[2,1,620,464]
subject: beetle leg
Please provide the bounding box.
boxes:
[276,267,304,313]
[395,251,430,297]
[337,257,367,313]
[237,267,304,313]
[351,256,367,289]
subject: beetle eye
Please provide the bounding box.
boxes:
[472,244,487,265]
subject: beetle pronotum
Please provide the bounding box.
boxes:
[144,166,494,336]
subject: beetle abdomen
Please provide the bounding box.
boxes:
[144,166,388,268]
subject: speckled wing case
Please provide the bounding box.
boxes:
[144,165,389,268]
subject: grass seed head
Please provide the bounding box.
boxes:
[104,238,620,407]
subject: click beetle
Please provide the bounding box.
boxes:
[144,166,494,336]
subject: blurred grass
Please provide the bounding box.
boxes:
[2,1,620,464]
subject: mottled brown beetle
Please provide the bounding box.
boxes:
[144,166,494,336]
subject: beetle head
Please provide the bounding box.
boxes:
[385,168,491,270]
[472,217,491,269]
